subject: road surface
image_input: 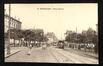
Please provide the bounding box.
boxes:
[5,46,98,64]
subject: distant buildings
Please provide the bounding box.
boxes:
[4,14,22,33]
[46,32,58,43]
[65,30,77,39]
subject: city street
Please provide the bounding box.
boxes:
[4,4,98,64]
[5,46,98,64]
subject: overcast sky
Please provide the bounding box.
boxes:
[5,3,98,40]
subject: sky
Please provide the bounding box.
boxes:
[4,3,98,40]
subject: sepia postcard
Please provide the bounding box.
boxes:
[4,3,98,64]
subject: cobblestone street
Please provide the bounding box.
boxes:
[5,46,98,64]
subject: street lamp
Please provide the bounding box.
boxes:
[7,4,11,55]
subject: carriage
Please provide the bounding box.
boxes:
[57,40,65,49]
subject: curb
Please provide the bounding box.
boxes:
[5,50,21,58]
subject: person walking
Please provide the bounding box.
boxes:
[42,42,47,50]
[27,44,32,55]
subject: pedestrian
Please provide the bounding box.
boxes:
[27,44,32,55]
[42,43,47,50]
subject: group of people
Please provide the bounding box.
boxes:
[27,43,48,55]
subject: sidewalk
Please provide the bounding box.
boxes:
[5,47,26,58]
[64,47,98,59]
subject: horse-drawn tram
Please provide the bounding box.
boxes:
[57,40,65,49]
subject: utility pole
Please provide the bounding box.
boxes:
[76,27,77,40]
[75,27,77,49]
[7,4,11,55]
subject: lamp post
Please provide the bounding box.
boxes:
[7,4,11,55]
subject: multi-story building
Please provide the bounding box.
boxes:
[4,14,22,48]
[4,14,22,33]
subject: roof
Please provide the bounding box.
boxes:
[5,14,22,24]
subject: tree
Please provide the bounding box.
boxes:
[7,29,18,46]
[22,30,35,46]
[76,33,84,43]
[92,32,98,53]
[65,30,77,43]
[46,32,58,43]
[33,29,44,42]
[86,28,96,43]
[43,36,49,42]
[7,29,24,47]
[82,28,97,52]
[22,29,45,47]
[16,29,24,46]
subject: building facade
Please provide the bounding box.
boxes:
[4,14,22,48]
[4,14,22,33]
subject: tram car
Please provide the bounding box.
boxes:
[57,40,65,49]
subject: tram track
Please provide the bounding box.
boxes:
[60,48,97,64]
[49,47,74,63]
[49,48,60,63]
[51,47,93,64]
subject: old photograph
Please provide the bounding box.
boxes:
[4,3,98,64]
